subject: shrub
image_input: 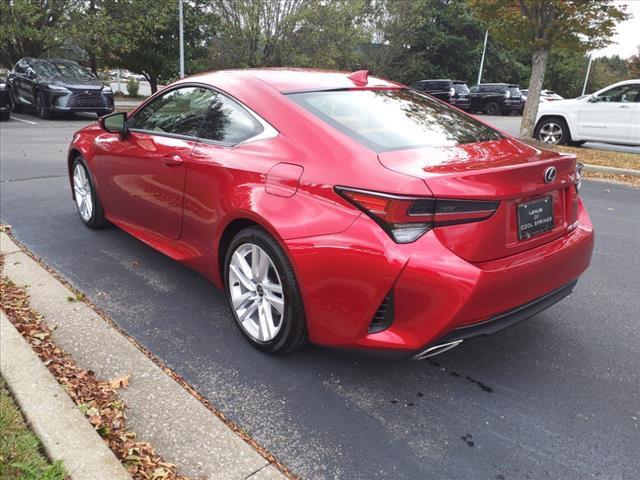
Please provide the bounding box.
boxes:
[126,77,140,97]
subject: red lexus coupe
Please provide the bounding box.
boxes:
[67,69,594,358]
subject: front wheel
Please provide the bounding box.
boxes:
[72,157,107,228]
[224,227,307,354]
[35,92,52,119]
[534,118,570,145]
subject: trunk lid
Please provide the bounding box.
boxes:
[378,138,579,263]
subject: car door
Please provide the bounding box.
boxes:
[11,60,33,105]
[627,88,640,145]
[93,85,216,239]
[577,83,640,142]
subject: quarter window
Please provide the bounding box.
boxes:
[199,93,263,144]
[129,86,216,137]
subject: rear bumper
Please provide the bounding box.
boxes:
[285,200,594,352]
[413,279,577,358]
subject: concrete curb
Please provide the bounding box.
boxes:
[0,312,131,480]
[583,163,640,178]
[1,233,286,480]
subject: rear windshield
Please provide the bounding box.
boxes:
[508,86,522,96]
[288,89,502,152]
[453,83,469,94]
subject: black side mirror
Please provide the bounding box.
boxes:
[101,112,128,136]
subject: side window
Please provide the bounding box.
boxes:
[14,60,27,74]
[129,86,215,137]
[199,92,263,144]
[597,85,640,103]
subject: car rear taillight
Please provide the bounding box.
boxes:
[336,187,499,243]
[575,162,584,193]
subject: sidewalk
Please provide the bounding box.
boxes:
[1,232,287,480]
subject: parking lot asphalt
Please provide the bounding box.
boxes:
[1,113,639,480]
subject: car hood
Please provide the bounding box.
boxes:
[46,76,104,90]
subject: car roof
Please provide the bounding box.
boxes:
[186,68,403,93]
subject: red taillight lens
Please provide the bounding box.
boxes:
[336,187,499,243]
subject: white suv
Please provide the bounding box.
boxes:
[534,79,640,146]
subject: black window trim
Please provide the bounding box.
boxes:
[127,82,278,147]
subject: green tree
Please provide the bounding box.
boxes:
[68,0,119,74]
[365,0,529,86]
[106,0,215,93]
[0,0,73,68]
[206,0,367,70]
[629,46,640,78]
[469,0,630,138]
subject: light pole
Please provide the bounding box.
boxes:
[582,54,593,96]
[179,0,185,79]
[477,29,489,85]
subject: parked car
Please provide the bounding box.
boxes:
[8,57,114,119]
[0,80,10,121]
[67,69,593,358]
[535,79,640,146]
[410,79,471,110]
[522,89,564,105]
[469,83,523,115]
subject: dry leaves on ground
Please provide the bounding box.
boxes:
[0,255,189,480]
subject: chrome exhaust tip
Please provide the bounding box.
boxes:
[413,340,463,360]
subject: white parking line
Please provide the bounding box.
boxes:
[10,116,37,125]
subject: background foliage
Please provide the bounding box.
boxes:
[0,0,635,97]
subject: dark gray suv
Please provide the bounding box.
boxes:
[8,57,114,119]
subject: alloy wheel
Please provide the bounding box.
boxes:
[73,163,93,222]
[539,122,563,144]
[228,243,285,343]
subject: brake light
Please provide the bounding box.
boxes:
[336,187,499,243]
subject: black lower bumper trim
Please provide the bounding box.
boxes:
[430,279,578,346]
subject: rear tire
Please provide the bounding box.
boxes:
[224,226,307,354]
[72,156,107,228]
[485,102,500,115]
[534,117,571,145]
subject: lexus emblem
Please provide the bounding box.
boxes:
[544,166,557,184]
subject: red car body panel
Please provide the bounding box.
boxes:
[68,69,594,355]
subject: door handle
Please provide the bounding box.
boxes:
[619,105,630,109]
[162,154,184,167]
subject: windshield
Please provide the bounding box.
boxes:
[32,60,96,79]
[288,89,503,152]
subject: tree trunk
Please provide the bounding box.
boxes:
[520,47,550,139]
[148,76,158,94]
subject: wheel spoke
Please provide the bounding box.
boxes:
[261,300,278,339]
[238,299,259,322]
[263,281,282,295]
[233,290,254,309]
[233,251,253,279]
[265,291,284,314]
[230,264,256,292]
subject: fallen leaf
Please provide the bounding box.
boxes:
[109,374,131,389]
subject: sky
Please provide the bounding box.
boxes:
[593,0,640,58]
